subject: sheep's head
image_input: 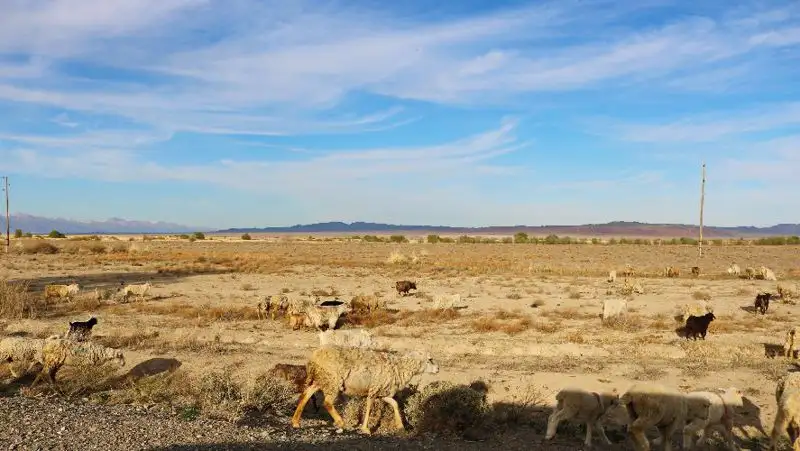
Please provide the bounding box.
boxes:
[67,283,80,293]
[405,350,439,374]
[598,390,629,426]
[718,387,744,408]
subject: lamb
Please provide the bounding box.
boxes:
[545,388,622,448]
[610,382,688,451]
[684,312,716,340]
[727,264,741,277]
[691,266,701,277]
[33,338,125,386]
[120,282,152,301]
[755,292,774,315]
[65,316,98,342]
[44,283,80,302]
[350,295,385,313]
[318,329,373,349]
[682,387,743,450]
[291,346,439,434]
[607,270,617,283]
[395,280,417,296]
[267,363,320,412]
[785,327,799,359]
[665,266,680,278]
[770,372,800,451]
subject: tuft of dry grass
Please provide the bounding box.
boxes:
[19,240,59,254]
[692,290,712,301]
[0,279,45,319]
[469,311,533,335]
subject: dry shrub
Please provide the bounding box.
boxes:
[51,361,120,397]
[601,313,643,332]
[488,384,547,427]
[692,290,712,301]
[470,311,532,335]
[346,308,460,329]
[122,302,260,322]
[404,380,491,437]
[0,280,45,319]
[240,373,298,414]
[20,240,59,254]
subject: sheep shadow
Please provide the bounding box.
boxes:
[736,396,767,440]
[740,305,761,315]
[112,357,183,386]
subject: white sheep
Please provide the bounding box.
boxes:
[602,298,627,323]
[44,283,80,302]
[318,329,373,349]
[545,388,623,448]
[682,387,743,450]
[0,336,49,378]
[770,372,800,451]
[120,282,152,301]
[32,338,125,386]
[432,293,462,310]
[610,382,688,451]
[291,346,439,434]
[304,304,348,331]
[760,266,778,281]
[260,294,289,320]
[607,270,617,283]
[679,301,713,321]
[727,264,741,277]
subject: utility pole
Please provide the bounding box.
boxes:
[2,177,9,254]
[698,163,706,257]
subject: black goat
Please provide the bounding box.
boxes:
[754,292,773,315]
[684,312,715,340]
[66,317,98,342]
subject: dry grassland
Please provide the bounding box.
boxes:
[3,236,800,449]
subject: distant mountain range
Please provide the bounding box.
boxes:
[219,221,800,238]
[1,214,202,234]
[4,214,800,237]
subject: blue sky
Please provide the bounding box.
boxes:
[0,0,799,228]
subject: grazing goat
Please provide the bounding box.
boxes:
[755,292,774,315]
[546,388,623,448]
[770,372,800,451]
[684,312,715,340]
[65,317,98,342]
[291,346,439,434]
[44,283,80,302]
[691,266,700,277]
[267,363,320,412]
[395,280,417,296]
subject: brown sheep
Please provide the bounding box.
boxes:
[395,280,417,296]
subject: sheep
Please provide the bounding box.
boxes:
[262,294,289,320]
[684,312,716,340]
[602,298,627,323]
[291,346,439,434]
[289,312,309,330]
[607,270,617,283]
[621,264,636,278]
[0,336,49,378]
[350,295,385,313]
[727,264,741,277]
[770,372,800,451]
[785,327,799,359]
[682,387,743,450]
[318,329,373,349]
[745,267,756,280]
[44,283,80,302]
[303,304,349,331]
[65,316,98,342]
[432,293,462,310]
[679,301,713,321]
[610,382,688,451]
[33,338,125,386]
[120,282,152,301]
[395,280,417,296]
[665,266,680,278]
[267,363,321,412]
[691,266,700,277]
[545,388,622,448]
[755,292,774,315]
[759,266,778,281]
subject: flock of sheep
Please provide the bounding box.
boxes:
[10,261,800,450]
[43,281,154,303]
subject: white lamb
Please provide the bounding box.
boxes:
[120,282,152,301]
[545,388,624,448]
[682,387,743,450]
[770,372,800,451]
[609,382,689,451]
[318,329,373,349]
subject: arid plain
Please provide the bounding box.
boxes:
[2,234,800,450]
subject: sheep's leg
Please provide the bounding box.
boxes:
[382,396,405,431]
[584,421,594,448]
[322,393,345,429]
[629,426,651,451]
[291,384,320,428]
[594,421,613,445]
[770,409,788,451]
[719,419,737,451]
[359,397,374,435]
[682,418,707,449]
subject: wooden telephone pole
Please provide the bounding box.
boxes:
[698,163,706,257]
[2,177,9,253]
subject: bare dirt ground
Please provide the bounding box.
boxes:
[2,236,800,450]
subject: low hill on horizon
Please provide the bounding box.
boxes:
[219,220,800,238]
[0,213,202,235]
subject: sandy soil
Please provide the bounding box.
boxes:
[2,237,800,450]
